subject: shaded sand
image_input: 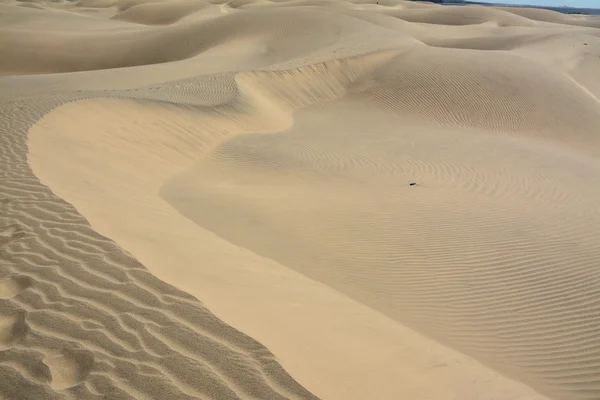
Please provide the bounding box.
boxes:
[0,0,599,399]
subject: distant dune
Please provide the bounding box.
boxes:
[1,0,599,399]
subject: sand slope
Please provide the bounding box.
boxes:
[1,0,599,399]
[1,96,319,399]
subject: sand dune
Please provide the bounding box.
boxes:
[111,1,220,24]
[1,0,600,399]
[498,6,600,28]
[1,99,319,399]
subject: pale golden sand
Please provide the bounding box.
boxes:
[1,0,599,399]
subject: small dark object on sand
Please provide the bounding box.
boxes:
[584,43,588,46]
[409,182,416,186]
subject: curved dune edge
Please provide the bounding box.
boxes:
[2,106,319,399]
[28,89,548,400]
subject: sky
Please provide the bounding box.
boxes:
[478,0,598,7]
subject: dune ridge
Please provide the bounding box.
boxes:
[25,78,550,400]
[1,0,600,399]
[1,95,319,399]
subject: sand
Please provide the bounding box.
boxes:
[1,0,599,399]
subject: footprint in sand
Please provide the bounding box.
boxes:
[43,348,94,390]
[0,224,26,248]
[0,312,28,350]
[0,275,32,299]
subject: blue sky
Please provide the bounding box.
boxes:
[478,0,598,7]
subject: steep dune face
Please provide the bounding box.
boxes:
[2,0,599,399]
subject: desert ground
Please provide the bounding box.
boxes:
[1,0,599,399]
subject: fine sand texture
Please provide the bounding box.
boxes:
[2,0,600,399]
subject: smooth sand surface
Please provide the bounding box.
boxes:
[1,0,599,399]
